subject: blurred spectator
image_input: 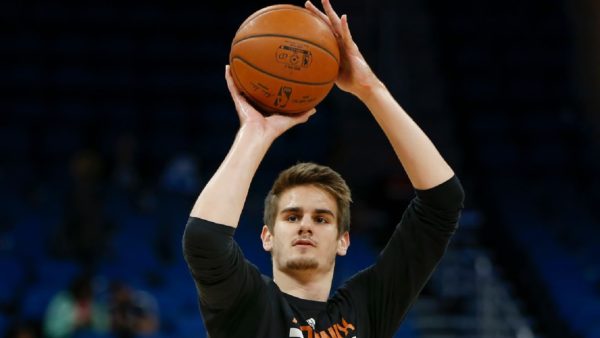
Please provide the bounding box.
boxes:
[43,275,109,338]
[52,150,112,263]
[160,154,201,195]
[109,282,159,338]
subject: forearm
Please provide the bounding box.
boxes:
[357,82,454,190]
[190,126,273,227]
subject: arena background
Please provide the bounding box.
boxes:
[1,0,599,337]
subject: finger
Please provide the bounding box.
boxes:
[224,65,247,117]
[299,108,318,119]
[305,1,330,25]
[271,109,317,132]
[341,14,353,43]
[292,108,318,125]
[340,14,359,52]
[321,0,342,29]
[224,65,240,97]
[305,1,338,37]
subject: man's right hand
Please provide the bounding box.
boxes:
[188,66,317,227]
[225,65,317,143]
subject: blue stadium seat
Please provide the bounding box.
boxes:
[0,255,27,306]
[116,214,160,243]
[0,185,29,228]
[34,258,82,289]
[107,231,161,281]
[152,289,181,335]
[176,315,207,338]
[394,316,417,338]
[0,313,10,338]
[10,214,49,260]
[334,237,376,288]
[96,261,146,289]
[151,272,199,336]
[516,226,600,337]
[588,324,600,338]
[20,283,63,321]
[160,277,200,315]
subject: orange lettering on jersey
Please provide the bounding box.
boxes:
[328,327,341,338]
[300,325,314,338]
[341,318,355,331]
[293,318,356,338]
[317,331,330,338]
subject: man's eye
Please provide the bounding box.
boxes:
[287,215,299,222]
[316,216,328,224]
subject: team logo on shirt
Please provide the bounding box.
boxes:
[289,317,356,337]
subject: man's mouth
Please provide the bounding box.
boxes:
[293,239,316,247]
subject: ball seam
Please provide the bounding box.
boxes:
[231,56,337,86]
[232,33,340,65]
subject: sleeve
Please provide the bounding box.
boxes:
[342,175,464,337]
[182,217,265,310]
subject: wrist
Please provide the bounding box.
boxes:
[354,78,387,105]
[236,124,276,149]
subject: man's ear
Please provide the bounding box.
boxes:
[337,231,350,256]
[261,225,273,252]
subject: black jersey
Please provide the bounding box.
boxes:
[183,176,464,338]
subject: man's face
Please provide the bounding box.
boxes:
[261,185,350,275]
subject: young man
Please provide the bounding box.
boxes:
[183,0,464,337]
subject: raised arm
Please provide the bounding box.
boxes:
[306,0,454,189]
[190,66,316,227]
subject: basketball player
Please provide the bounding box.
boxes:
[183,0,464,337]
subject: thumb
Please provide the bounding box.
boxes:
[288,108,318,126]
[267,108,318,135]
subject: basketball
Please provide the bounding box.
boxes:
[229,4,340,114]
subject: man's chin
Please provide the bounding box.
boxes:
[286,258,319,270]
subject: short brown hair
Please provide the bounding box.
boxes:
[263,162,352,236]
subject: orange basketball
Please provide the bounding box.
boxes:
[229,4,340,114]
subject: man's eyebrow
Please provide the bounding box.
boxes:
[314,209,335,218]
[280,207,302,214]
[279,207,335,218]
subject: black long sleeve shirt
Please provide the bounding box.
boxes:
[183,176,464,338]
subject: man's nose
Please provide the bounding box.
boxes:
[298,216,313,233]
